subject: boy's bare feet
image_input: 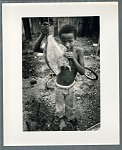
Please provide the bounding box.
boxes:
[59,118,67,130]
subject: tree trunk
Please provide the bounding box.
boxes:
[22,18,32,40]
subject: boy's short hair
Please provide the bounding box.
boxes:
[59,25,77,39]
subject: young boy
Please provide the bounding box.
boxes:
[33,23,85,130]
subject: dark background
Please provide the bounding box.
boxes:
[22,16,99,40]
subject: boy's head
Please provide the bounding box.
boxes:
[59,25,77,50]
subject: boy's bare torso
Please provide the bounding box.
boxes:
[33,25,85,86]
[56,46,83,86]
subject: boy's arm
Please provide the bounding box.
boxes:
[64,48,85,75]
[73,49,85,75]
[33,23,53,52]
[33,33,44,53]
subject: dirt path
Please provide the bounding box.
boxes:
[22,36,100,131]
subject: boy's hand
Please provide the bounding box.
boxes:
[64,52,74,59]
[41,22,54,36]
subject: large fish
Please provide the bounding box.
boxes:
[45,35,71,75]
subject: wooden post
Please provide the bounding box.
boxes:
[31,18,40,34]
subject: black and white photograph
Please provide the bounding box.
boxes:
[22,16,100,131]
[2,2,119,145]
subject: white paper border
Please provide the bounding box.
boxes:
[2,2,119,146]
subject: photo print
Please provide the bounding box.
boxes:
[22,16,100,131]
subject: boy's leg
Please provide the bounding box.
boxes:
[65,86,76,120]
[54,87,67,130]
[55,87,65,118]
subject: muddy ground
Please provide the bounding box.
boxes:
[22,35,100,131]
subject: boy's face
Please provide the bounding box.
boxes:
[60,33,75,51]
